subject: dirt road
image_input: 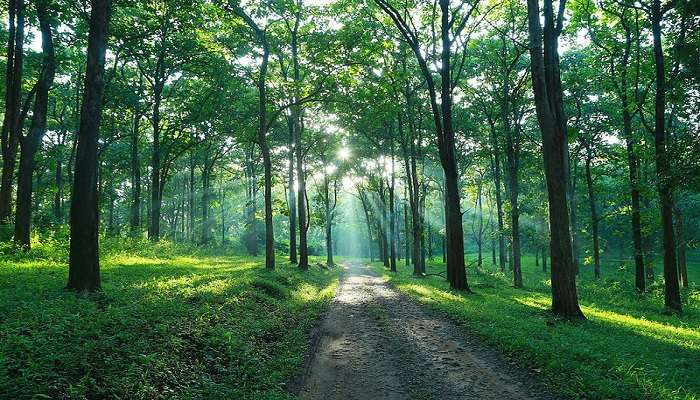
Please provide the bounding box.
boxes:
[297,262,556,400]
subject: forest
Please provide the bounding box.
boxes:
[0,0,698,399]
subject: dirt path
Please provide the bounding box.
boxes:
[297,262,557,400]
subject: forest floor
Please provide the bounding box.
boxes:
[0,240,341,399]
[296,262,555,400]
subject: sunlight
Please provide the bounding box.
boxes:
[338,147,351,160]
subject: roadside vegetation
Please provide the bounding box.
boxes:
[0,239,339,399]
[373,256,700,400]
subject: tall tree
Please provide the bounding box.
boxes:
[13,0,56,248]
[229,3,276,269]
[373,0,480,291]
[66,0,113,292]
[526,0,584,318]
[0,0,25,223]
[649,0,681,312]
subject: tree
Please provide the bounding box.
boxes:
[0,0,25,223]
[526,0,584,318]
[373,0,481,291]
[13,0,55,248]
[66,0,113,292]
[649,0,681,312]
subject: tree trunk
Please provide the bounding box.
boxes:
[148,80,163,241]
[506,143,522,288]
[624,108,646,291]
[295,121,308,269]
[188,152,195,241]
[505,113,522,288]
[489,112,506,273]
[0,0,24,223]
[389,142,397,272]
[568,158,580,275]
[201,163,211,244]
[324,174,333,267]
[14,2,54,248]
[358,188,374,261]
[526,0,584,318]
[439,0,468,290]
[220,175,225,243]
[258,63,275,270]
[67,0,111,292]
[674,206,687,288]
[651,0,681,312]
[130,111,141,235]
[585,143,601,279]
[54,142,63,222]
[287,118,297,263]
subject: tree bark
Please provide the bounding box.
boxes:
[374,0,469,290]
[67,0,112,292]
[439,0,468,290]
[358,186,374,260]
[489,123,506,272]
[506,133,522,288]
[201,161,212,244]
[674,206,687,288]
[624,108,646,290]
[287,117,297,263]
[526,0,584,318]
[130,111,141,235]
[651,0,681,312]
[14,1,55,248]
[0,0,24,223]
[585,142,601,279]
[568,157,580,274]
[148,75,164,241]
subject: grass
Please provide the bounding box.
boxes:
[0,240,340,400]
[372,254,700,400]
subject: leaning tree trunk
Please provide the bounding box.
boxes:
[526,0,584,319]
[14,1,55,249]
[651,0,681,312]
[67,0,112,292]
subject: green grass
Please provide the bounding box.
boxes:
[372,254,700,400]
[0,241,340,400]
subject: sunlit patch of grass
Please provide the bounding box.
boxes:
[0,245,340,399]
[582,306,700,350]
[372,258,700,400]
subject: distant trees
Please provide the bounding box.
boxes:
[0,0,693,316]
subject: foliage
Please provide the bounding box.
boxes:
[372,257,700,400]
[0,245,339,399]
